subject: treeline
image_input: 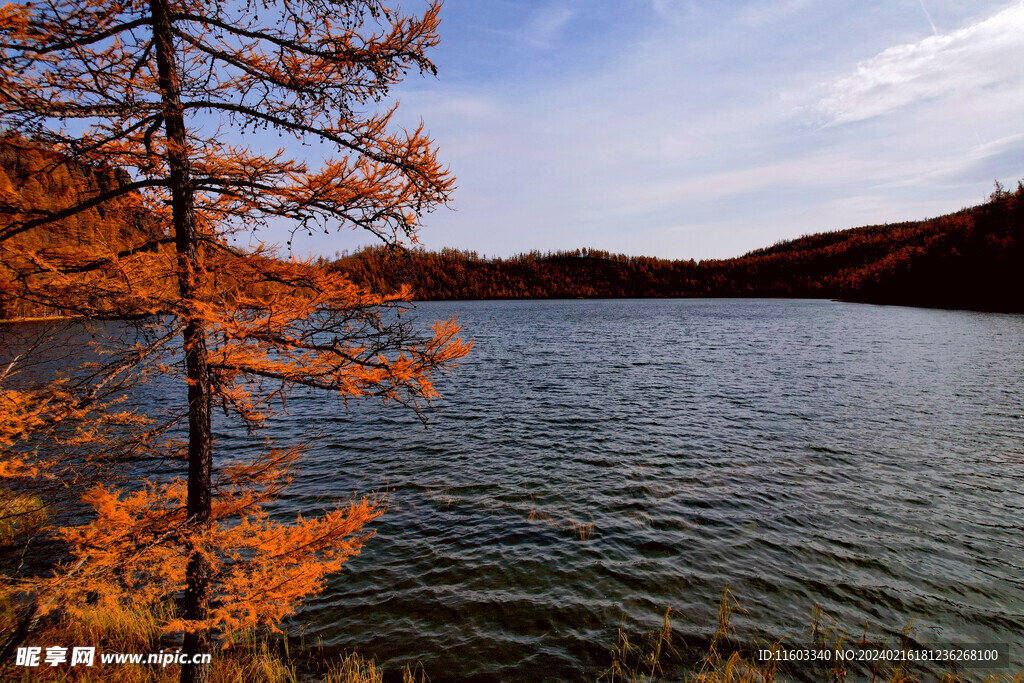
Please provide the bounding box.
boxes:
[333,184,1024,312]
[4,136,1022,315]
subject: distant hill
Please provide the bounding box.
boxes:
[0,136,164,319]
[333,184,1024,313]
[2,136,1021,315]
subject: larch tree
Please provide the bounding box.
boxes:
[0,1,468,681]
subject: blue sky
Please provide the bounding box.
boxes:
[291,0,1024,261]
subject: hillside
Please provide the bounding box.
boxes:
[334,184,1024,312]
[0,136,165,319]
[3,136,1021,315]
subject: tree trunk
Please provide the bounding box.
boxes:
[148,1,213,682]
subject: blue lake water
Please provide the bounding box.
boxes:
[240,299,1024,680]
[8,298,1023,680]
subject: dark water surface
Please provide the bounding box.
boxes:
[11,299,1023,680]
[232,299,1024,681]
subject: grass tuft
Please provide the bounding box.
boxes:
[603,588,1022,683]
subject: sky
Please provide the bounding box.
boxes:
[287,0,1024,261]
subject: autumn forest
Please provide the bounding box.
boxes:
[334,184,1024,313]
[2,0,1023,682]
[4,137,1022,320]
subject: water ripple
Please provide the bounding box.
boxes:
[250,299,1024,681]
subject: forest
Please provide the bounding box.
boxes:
[3,0,1022,679]
[334,183,1024,313]
[4,136,1022,318]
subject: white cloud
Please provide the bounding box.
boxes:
[325,1,1024,262]
[819,2,1024,124]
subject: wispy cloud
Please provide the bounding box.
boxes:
[293,1,1024,261]
[818,2,1024,124]
[521,3,577,50]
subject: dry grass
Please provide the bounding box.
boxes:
[602,608,676,683]
[3,589,1019,683]
[569,519,595,541]
[0,601,426,683]
[320,652,427,683]
[602,587,1023,683]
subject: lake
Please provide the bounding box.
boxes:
[233,299,1023,680]
[8,298,1024,680]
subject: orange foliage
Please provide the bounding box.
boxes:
[336,184,1024,312]
[0,0,468,666]
[0,388,55,478]
[48,458,384,639]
